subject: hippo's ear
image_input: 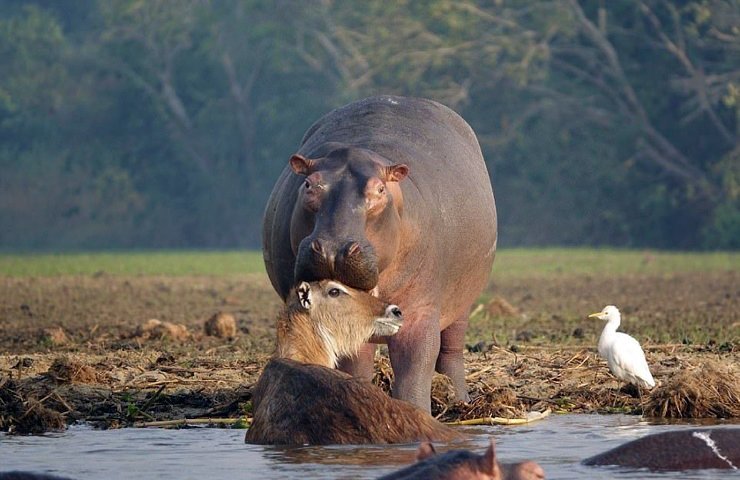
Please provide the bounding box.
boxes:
[290,154,316,176]
[384,164,409,182]
[478,438,498,475]
[416,442,437,461]
[296,281,312,310]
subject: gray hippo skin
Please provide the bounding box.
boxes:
[583,428,740,471]
[262,95,497,411]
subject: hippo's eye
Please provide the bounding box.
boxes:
[378,185,385,194]
[304,180,310,189]
[328,288,342,298]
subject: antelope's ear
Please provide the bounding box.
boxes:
[290,154,315,176]
[296,282,312,310]
[478,438,498,475]
[384,164,409,182]
[416,442,437,461]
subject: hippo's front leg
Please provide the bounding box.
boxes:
[436,312,470,403]
[387,308,441,413]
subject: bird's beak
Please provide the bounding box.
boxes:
[588,312,602,318]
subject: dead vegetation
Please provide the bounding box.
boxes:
[644,360,740,418]
[134,319,191,342]
[0,271,738,434]
[0,377,66,435]
[204,312,237,339]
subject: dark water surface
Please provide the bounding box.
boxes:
[1,415,738,480]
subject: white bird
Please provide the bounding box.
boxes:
[588,305,655,390]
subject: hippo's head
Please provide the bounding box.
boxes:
[288,146,408,291]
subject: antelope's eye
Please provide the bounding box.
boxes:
[328,288,342,298]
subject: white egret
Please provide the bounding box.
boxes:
[589,305,655,390]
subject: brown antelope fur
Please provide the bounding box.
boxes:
[274,280,402,368]
[244,280,462,445]
[379,440,546,480]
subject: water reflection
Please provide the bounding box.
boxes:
[262,434,482,467]
[1,415,739,480]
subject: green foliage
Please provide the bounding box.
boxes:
[703,202,740,249]
[0,0,737,250]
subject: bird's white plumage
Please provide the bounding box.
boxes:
[589,305,655,389]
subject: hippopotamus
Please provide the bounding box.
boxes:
[262,95,497,411]
[378,439,545,479]
[583,428,740,471]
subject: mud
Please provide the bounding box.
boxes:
[0,271,737,432]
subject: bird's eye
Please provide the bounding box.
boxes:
[328,288,342,297]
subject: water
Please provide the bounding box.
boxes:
[1,415,738,480]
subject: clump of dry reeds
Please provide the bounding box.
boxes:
[430,373,456,415]
[204,312,237,339]
[436,381,526,422]
[371,353,394,395]
[484,296,520,317]
[644,360,740,418]
[0,378,66,434]
[48,357,98,384]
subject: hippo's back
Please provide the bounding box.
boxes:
[583,428,740,471]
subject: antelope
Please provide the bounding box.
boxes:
[245,280,461,445]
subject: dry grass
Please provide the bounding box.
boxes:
[0,377,66,434]
[0,269,737,433]
[644,360,740,418]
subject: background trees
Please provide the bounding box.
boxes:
[1,0,737,250]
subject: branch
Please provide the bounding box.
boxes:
[567,0,717,200]
[568,0,649,125]
[639,1,735,145]
[218,42,263,174]
[550,57,633,118]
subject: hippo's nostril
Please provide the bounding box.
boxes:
[311,239,323,255]
[346,241,361,257]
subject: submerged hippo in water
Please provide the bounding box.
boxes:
[583,428,740,471]
[378,440,545,480]
[262,95,497,411]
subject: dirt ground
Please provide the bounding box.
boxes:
[1,270,738,433]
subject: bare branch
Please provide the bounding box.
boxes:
[567,0,717,200]
[639,1,735,145]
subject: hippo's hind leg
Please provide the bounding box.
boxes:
[338,343,376,381]
[436,312,470,403]
[388,308,441,413]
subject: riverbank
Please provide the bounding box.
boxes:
[1,250,737,433]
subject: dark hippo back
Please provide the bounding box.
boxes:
[583,428,740,471]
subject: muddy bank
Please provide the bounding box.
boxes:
[0,271,738,433]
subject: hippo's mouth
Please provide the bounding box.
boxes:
[372,318,402,337]
[294,237,379,291]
